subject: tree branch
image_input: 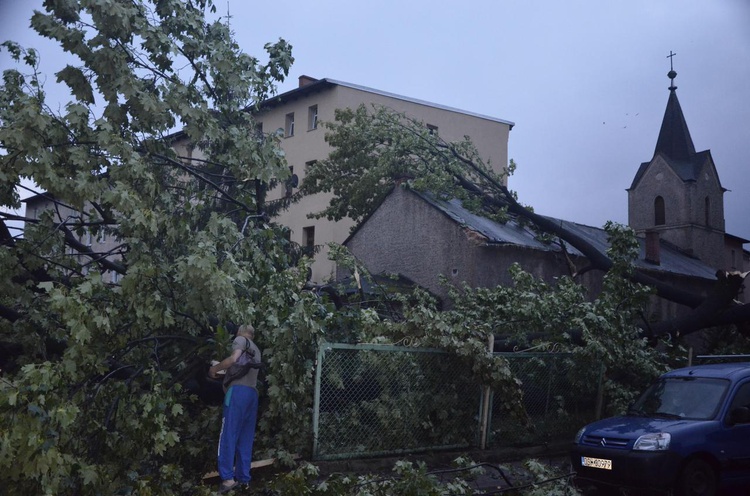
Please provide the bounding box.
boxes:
[60,224,126,274]
[151,152,253,212]
[648,271,749,338]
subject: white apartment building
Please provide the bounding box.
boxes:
[244,76,514,283]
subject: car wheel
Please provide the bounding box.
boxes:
[676,459,717,496]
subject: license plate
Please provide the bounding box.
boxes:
[581,456,612,470]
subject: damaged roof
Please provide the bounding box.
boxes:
[418,191,717,281]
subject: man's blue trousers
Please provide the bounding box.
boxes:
[217,385,258,483]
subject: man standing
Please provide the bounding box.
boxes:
[208,324,261,493]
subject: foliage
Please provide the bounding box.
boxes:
[310,101,700,415]
[0,1,327,494]
[518,459,580,496]
[572,222,673,414]
[307,102,750,344]
[326,221,675,420]
[0,2,736,494]
[436,222,674,415]
[0,2,581,493]
[321,247,527,419]
[301,104,516,227]
[265,458,480,495]
[258,456,581,495]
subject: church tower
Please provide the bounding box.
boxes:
[627,57,728,270]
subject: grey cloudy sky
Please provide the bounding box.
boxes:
[2,0,749,239]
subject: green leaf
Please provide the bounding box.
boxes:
[38,281,54,292]
[55,65,95,104]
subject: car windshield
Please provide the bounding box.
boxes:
[629,377,729,420]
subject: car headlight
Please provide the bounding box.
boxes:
[633,432,671,451]
[573,427,585,444]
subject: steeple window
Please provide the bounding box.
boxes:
[654,196,665,226]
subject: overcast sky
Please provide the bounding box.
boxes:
[2,0,749,240]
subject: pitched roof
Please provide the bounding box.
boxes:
[629,149,721,190]
[414,190,717,281]
[654,89,696,161]
[165,76,515,143]
[258,77,515,128]
[629,86,724,191]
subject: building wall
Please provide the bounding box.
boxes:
[690,160,725,232]
[177,81,512,283]
[344,186,601,306]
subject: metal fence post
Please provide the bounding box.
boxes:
[479,334,494,449]
[311,341,328,460]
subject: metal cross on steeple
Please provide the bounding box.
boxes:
[224,1,232,29]
[667,51,677,90]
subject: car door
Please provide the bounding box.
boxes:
[716,380,750,485]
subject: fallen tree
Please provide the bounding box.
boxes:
[301,104,750,340]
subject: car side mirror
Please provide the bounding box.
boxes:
[728,406,750,425]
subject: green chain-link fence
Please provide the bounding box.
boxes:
[313,343,480,460]
[485,352,601,448]
[312,343,601,460]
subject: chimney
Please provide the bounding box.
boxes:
[645,230,660,265]
[298,75,318,88]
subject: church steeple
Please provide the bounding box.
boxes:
[628,53,731,271]
[654,56,696,162]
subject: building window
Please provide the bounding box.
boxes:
[302,226,315,254]
[254,122,263,139]
[427,124,438,135]
[654,196,665,226]
[308,105,318,130]
[285,113,295,137]
[704,196,710,227]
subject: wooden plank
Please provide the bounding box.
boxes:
[203,455,300,479]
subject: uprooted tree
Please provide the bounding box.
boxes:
[0,1,528,494]
[301,104,750,341]
[299,104,750,418]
